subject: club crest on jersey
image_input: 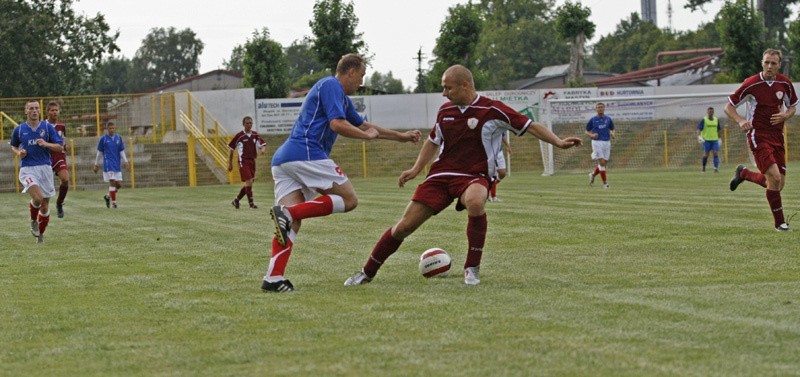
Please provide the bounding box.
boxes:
[39,130,45,137]
[776,91,784,100]
[467,118,479,129]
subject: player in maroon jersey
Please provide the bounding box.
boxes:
[726,48,798,232]
[46,102,70,218]
[344,65,583,287]
[228,116,266,209]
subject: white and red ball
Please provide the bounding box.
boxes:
[419,248,451,278]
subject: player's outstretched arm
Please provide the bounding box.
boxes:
[527,122,583,149]
[330,118,378,140]
[398,140,437,188]
[360,121,422,143]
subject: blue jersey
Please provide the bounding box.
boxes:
[271,76,364,166]
[10,121,63,168]
[97,133,126,172]
[586,115,615,141]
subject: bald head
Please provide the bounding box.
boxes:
[441,65,477,106]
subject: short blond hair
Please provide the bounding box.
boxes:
[763,48,782,61]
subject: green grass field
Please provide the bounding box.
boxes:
[2,167,799,376]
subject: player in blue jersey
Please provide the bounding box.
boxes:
[262,53,422,292]
[10,100,64,243]
[92,122,129,208]
[697,107,721,173]
[585,102,616,189]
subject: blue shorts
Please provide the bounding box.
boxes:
[702,140,719,152]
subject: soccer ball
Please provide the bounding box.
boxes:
[419,248,451,278]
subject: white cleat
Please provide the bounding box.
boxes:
[464,266,480,286]
[344,270,372,286]
[776,223,792,232]
[30,220,40,237]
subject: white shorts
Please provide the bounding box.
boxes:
[272,159,350,204]
[496,151,506,170]
[103,171,123,182]
[591,140,612,161]
[19,165,56,198]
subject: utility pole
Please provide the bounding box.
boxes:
[413,47,427,93]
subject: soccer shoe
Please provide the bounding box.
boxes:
[589,172,595,186]
[490,196,502,202]
[249,203,258,209]
[104,195,111,208]
[56,203,64,218]
[730,165,746,191]
[344,270,372,286]
[231,199,240,209]
[30,220,40,237]
[776,223,792,232]
[112,203,118,209]
[261,279,294,292]
[603,183,610,189]
[464,266,481,286]
[36,234,44,244]
[714,168,719,173]
[270,205,292,246]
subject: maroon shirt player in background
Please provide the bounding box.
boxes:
[726,48,798,232]
[344,64,583,287]
[228,116,266,209]
[47,101,70,218]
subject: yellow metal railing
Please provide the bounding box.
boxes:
[1,111,18,140]
[179,110,234,184]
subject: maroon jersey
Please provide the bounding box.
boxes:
[228,131,266,161]
[428,95,531,179]
[50,122,67,168]
[728,73,798,133]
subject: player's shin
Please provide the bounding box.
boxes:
[363,228,403,278]
[465,214,487,268]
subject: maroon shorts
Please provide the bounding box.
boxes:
[411,175,491,214]
[747,130,786,175]
[51,152,68,173]
[239,159,256,181]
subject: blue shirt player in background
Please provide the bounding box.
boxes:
[696,107,721,173]
[10,99,64,243]
[262,53,422,292]
[585,102,616,189]
[93,122,129,208]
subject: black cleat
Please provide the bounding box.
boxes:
[231,199,240,209]
[729,165,746,191]
[270,205,291,246]
[56,203,64,218]
[104,195,111,208]
[249,203,258,209]
[261,279,294,292]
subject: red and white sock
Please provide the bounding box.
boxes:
[265,237,293,282]
[29,200,41,221]
[109,186,117,203]
[599,166,607,183]
[592,166,600,177]
[37,210,50,235]
[286,195,344,221]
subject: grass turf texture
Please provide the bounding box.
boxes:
[2,167,799,376]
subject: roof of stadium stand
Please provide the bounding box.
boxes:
[592,48,724,87]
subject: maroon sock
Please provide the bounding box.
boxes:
[363,228,403,278]
[742,168,767,188]
[766,189,785,227]
[56,182,68,205]
[464,214,487,268]
[245,186,254,204]
[236,186,246,201]
[600,171,607,183]
[592,166,600,176]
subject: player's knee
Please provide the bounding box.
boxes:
[343,196,358,212]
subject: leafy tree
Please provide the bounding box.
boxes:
[0,0,118,97]
[472,0,566,89]
[554,1,595,86]
[285,38,327,86]
[427,2,483,92]
[242,29,289,98]
[224,45,245,73]
[92,56,132,94]
[593,13,667,73]
[685,0,798,47]
[309,0,367,73]
[716,0,766,83]
[787,16,800,79]
[129,27,204,92]
[366,71,405,94]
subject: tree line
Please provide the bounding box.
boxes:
[2,0,800,100]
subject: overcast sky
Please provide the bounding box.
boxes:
[72,0,736,89]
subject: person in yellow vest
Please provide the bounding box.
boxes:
[697,107,721,172]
